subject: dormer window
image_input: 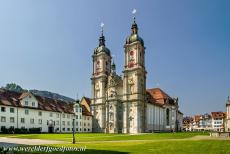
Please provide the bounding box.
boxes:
[25,101,28,106]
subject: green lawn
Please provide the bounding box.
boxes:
[0,132,208,142]
[1,132,230,154]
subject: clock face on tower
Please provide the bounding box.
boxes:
[128,50,135,68]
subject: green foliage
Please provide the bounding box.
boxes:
[4,83,27,93]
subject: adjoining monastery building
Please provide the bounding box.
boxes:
[0,89,92,133]
[91,17,183,133]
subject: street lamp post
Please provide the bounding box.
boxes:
[73,118,76,144]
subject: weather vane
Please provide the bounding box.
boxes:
[132,9,137,22]
[100,22,104,35]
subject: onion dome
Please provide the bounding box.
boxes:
[94,29,111,56]
[126,18,144,46]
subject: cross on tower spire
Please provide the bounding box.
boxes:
[99,22,105,46]
[131,9,138,34]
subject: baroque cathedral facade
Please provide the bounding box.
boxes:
[90,18,183,134]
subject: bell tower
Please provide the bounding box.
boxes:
[91,24,112,132]
[122,12,147,133]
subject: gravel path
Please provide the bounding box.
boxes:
[0,137,66,145]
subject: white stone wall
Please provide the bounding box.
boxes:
[81,115,92,132]
[146,103,165,132]
[177,112,183,131]
[73,104,83,132]
[0,105,75,133]
[212,118,224,131]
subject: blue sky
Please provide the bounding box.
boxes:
[0,0,230,116]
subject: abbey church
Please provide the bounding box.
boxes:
[90,17,183,134]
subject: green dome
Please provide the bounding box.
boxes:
[94,45,111,56]
[126,34,144,46]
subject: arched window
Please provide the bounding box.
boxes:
[166,108,170,126]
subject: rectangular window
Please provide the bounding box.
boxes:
[10,108,14,113]
[76,121,78,126]
[25,101,28,106]
[10,117,14,123]
[1,107,6,112]
[87,117,89,120]
[38,111,42,116]
[56,121,59,125]
[25,109,29,115]
[62,114,65,118]
[50,113,53,117]
[80,115,81,119]
[32,102,35,107]
[67,115,70,119]
[76,115,78,119]
[56,113,59,118]
[21,118,25,123]
[1,116,6,122]
[38,119,42,124]
[30,119,34,124]
[67,128,70,131]
[62,128,65,131]
[1,126,6,131]
[67,121,70,126]
[62,121,65,125]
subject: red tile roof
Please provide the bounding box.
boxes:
[18,92,31,100]
[193,115,201,122]
[80,97,92,116]
[0,89,74,114]
[81,104,92,116]
[211,112,226,119]
[82,96,91,106]
[146,88,175,107]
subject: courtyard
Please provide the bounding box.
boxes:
[0,132,230,153]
